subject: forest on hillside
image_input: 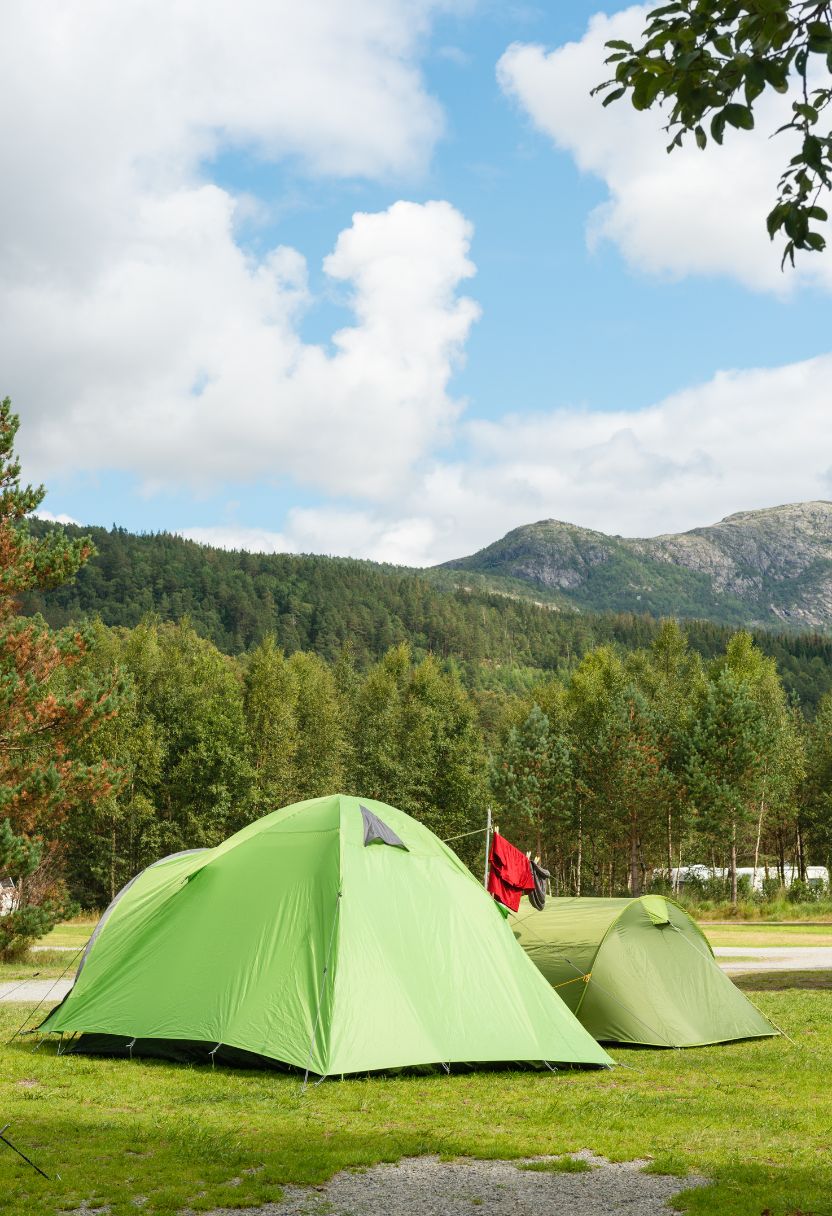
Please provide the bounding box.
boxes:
[22,522,832,711]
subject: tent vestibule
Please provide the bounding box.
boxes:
[510,894,777,1048]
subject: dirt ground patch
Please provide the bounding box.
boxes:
[734,969,832,992]
[209,1153,708,1216]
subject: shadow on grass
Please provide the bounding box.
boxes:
[734,969,832,992]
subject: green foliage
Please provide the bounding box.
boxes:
[801,689,832,865]
[685,667,768,901]
[0,819,75,959]
[350,644,489,866]
[490,704,572,859]
[8,511,832,910]
[594,0,832,267]
[244,636,302,811]
[565,648,678,895]
[487,628,821,903]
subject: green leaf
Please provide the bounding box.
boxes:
[784,208,807,241]
[766,204,786,239]
[762,60,789,93]
[806,21,832,44]
[602,86,626,107]
[710,110,727,144]
[632,73,662,111]
[694,124,707,150]
[605,39,634,51]
[647,2,685,16]
[723,103,754,130]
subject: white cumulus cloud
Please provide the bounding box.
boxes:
[10,198,478,499]
[180,526,295,554]
[0,3,480,501]
[497,6,832,293]
[258,352,832,566]
[35,510,83,527]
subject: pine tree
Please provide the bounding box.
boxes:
[686,669,768,904]
[490,704,572,868]
[0,399,123,955]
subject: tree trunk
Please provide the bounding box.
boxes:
[576,806,582,896]
[753,773,767,893]
[796,822,806,882]
[629,818,640,896]
[730,822,738,906]
[667,807,673,892]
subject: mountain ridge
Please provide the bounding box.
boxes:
[439,500,832,630]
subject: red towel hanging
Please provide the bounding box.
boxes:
[487,831,535,912]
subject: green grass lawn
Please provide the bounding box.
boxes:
[0,974,830,1216]
[0,951,85,983]
[703,923,832,948]
[34,920,97,951]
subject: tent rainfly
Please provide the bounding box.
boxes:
[510,895,778,1048]
[40,795,612,1076]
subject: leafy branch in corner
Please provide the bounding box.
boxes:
[592,1,832,268]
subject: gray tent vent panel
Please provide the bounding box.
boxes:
[360,805,408,850]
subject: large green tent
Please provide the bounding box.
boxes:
[510,895,777,1048]
[41,795,612,1075]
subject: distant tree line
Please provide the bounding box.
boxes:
[64,622,487,908]
[491,622,832,904]
[54,615,832,913]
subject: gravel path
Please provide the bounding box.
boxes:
[208,1154,707,1216]
[0,978,73,1002]
[713,945,832,972]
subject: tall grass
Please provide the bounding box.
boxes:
[671,893,832,921]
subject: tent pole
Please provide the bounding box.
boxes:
[483,806,492,889]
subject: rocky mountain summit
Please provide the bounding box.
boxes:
[439,502,832,629]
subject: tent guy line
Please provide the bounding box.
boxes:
[8,946,86,1044]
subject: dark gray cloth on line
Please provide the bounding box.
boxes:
[528,858,550,911]
[360,805,408,850]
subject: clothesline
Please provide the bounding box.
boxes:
[441,825,489,844]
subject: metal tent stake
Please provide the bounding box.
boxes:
[0,1124,51,1180]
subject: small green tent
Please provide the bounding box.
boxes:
[510,895,776,1048]
[41,796,612,1075]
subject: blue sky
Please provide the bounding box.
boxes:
[4,2,831,563]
